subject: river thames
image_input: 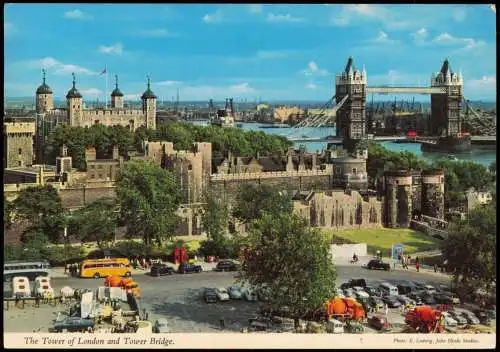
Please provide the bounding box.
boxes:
[234,123,496,167]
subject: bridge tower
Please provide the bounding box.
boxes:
[430,58,463,137]
[335,57,367,153]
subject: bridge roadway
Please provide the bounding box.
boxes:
[288,135,496,144]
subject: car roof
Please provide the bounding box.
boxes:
[156,319,168,324]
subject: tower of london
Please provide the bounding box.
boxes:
[35,71,157,132]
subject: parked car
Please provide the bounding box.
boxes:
[461,311,480,325]
[364,286,383,297]
[433,292,455,305]
[343,289,356,298]
[216,287,230,301]
[335,288,345,298]
[419,292,437,305]
[243,288,258,301]
[440,312,458,327]
[395,295,416,306]
[203,288,218,303]
[227,286,243,300]
[423,285,437,294]
[382,295,402,308]
[215,260,239,272]
[408,291,424,305]
[53,317,95,332]
[473,310,492,325]
[340,278,367,289]
[368,315,392,331]
[178,262,202,274]
[409,281,426,291]
[366,259,390,271]
[396,284,414,296]
[153,319,169,333]
[448,311,468,325]
[354,290,370,302]
[150,264,175,277]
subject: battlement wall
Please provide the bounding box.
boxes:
[210,169,332,181]
[3,122,36,134]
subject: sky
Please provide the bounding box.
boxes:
[4,4,497,102]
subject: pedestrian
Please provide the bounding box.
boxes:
[220,317,225,330]
[434,264,438,273]
[415,257,420,272]
[384,303,389,317]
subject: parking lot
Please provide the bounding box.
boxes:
[3,263,494,333]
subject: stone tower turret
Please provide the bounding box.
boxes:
[383,170,413,228]
[111,75,124,108]
[36,69,54,114]
[430,58,463,137]
[421,168,445,220]
[141,76,157,130]
[66,73,83,127]
[335,56,367,153]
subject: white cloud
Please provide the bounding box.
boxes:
[451,7,467,22]
[433,33,485,51]
[81,88,103,95]
[248,4,263,14]
[332,4,392,27]
[98,43,123,55]
[230,83,256,94]
[203,10,223,23]
[63,9,88,20]
[374,31,399,44]
[411,28,428,44]
[157,80,182,86]
[302,61,329,76]
[467,76,496,91]
[306,83,317,89]
[124,93,141,101]
[167,83,258,100]
[267,13,304,23]
[139,29,174,37]
[26,57,97,76]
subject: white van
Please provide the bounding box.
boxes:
[379,282,399,296]
[33,276,54,298]
[326,319,345,333]
[12,276,31,298]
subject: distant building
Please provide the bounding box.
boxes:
[466,188,493,211]
[273,106,304,123]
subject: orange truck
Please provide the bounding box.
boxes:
[405,306,444,333]
[104,276,141,298]
[316,297,365,322]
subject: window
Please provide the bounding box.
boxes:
[73,105,75,109]
[352,168,357,174]
[96,264,104,268]
[18,148,22,154]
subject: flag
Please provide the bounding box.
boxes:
[100,66,107,75]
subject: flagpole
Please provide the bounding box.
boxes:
[105,65,108,108]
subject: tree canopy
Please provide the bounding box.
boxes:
[67,198,118,247]
[13,185,65,243]
[240,213,337,318]
[441,201,496,292]
[232,184,293,224]
[115,160,181,246]
[45,122,292,170]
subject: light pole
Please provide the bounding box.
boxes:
[63,225,68,273]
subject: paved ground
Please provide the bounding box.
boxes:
[3,261,459,333]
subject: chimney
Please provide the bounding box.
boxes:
[230,98,234,115]
[225,98,229,110]
[112,146,119,160]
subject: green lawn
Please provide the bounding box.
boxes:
[323,227,442,255]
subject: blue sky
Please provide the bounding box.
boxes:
[4,4,497,102]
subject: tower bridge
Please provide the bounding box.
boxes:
[288,57,496,153]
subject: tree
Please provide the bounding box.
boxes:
[201,190,229,242]
[115,160,181,246]
[13,185,65,243]
[4,195,13,230]
[233,184,293,224]
[441,202,496,292]
[69,198,118,247]
[240,213,337,319]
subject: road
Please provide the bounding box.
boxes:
[3,264,452,333]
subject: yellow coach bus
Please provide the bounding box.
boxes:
[80,258,132,279]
